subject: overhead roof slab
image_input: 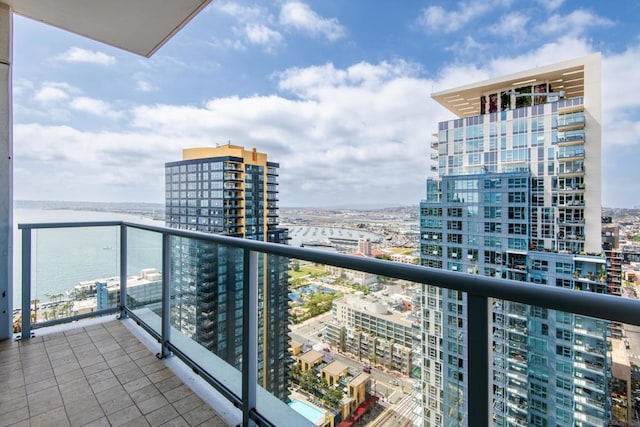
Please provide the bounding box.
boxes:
[3,0,211,57]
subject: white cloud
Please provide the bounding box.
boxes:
[445,36,486,56]
[13,79,34,97]
[536,0,565,10]
[212,2,263,21]
[136,80,157,93]
[488,12,530,39]
[417,2,491,33]
[210,1,279,52]
[244,24,283,50]
[127,60,438,207]
[69,97,122,120]
[14,33,640,207]
[209,38,247,51]
[57,47,116,66]
[33,82,78,104]
[537,9,614,36]
[279,2,346,41]
[14,123,191,202]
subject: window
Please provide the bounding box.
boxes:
[484,178,502,189]
[508,223,527,235]
[484,222,502,233]
[556,377,572,391]
[556,345,572,358]
[508,192,526,203]
[508,207,526,219]
[556,329,572,341]
[484,206,502,219]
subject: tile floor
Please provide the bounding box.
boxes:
[0,321,227,426]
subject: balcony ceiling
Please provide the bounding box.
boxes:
[4,0,211,57]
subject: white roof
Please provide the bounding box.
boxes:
[5,0,212,57]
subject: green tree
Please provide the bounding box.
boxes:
[300,369,319,393]
[324,387,344,407]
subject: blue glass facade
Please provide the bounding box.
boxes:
[165,151,290,401]
[420,68,610,426]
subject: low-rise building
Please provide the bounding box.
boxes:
[326,295,414,375]
[290,347,374,426]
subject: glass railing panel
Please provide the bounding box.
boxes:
[30,226,120,326]
[168,235,243,397]
[125,227,163,333]
[287,257,416,425]
[255,253,310,426]
[489,299,621,427]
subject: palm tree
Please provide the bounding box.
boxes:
[31,299,39,323]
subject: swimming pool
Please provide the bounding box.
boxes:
[289,399,325,424]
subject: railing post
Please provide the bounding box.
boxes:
[20,227,31,340]
[158,232,171,359]
[242,249,258,427]
[468,293,490,427]
[118,224,128,319]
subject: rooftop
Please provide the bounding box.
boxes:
[322,360,348,377]
[299,349,325,364]
[431,53,599,118]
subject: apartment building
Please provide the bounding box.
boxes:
[326,295,415,375]
[165,145,290,400]
[419,54,611,426]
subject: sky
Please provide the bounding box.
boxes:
[10,0,640,208]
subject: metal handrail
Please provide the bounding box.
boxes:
[18,220,640,329]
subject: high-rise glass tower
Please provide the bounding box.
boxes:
[419,54,611,426]
[165,145,290,400]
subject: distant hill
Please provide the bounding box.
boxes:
[16,200,164,220]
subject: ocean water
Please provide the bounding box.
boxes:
[13,209,164,308]
[11,209,383,308]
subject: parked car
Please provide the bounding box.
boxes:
[388,379,399,386]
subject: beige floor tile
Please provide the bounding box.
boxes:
[107,403,143,426]
[65,396,105,426]
[0,394,28,416]
[123,376,152,394]
[181,404,218,427]
[163,384,193,403]
[0,405,29,426]
[137,394,170,415]
[81,416,111,427]
[30,405,70,427]
[159,416,191,427]
[27,385,64,417]
[130,384,161,403]
[172,394,203,415]
[82,361,109,376]
[25,376,57,394]
[145,404,180,426]
[156,376,183,393]
[1,321,226,427]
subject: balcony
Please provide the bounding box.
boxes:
[557,130,585,145]
[0,319,231,426]
[4,220,640,426]
[557,113,586,131]
[557,149,586,161]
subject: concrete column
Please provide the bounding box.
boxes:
[0,3,12,341]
